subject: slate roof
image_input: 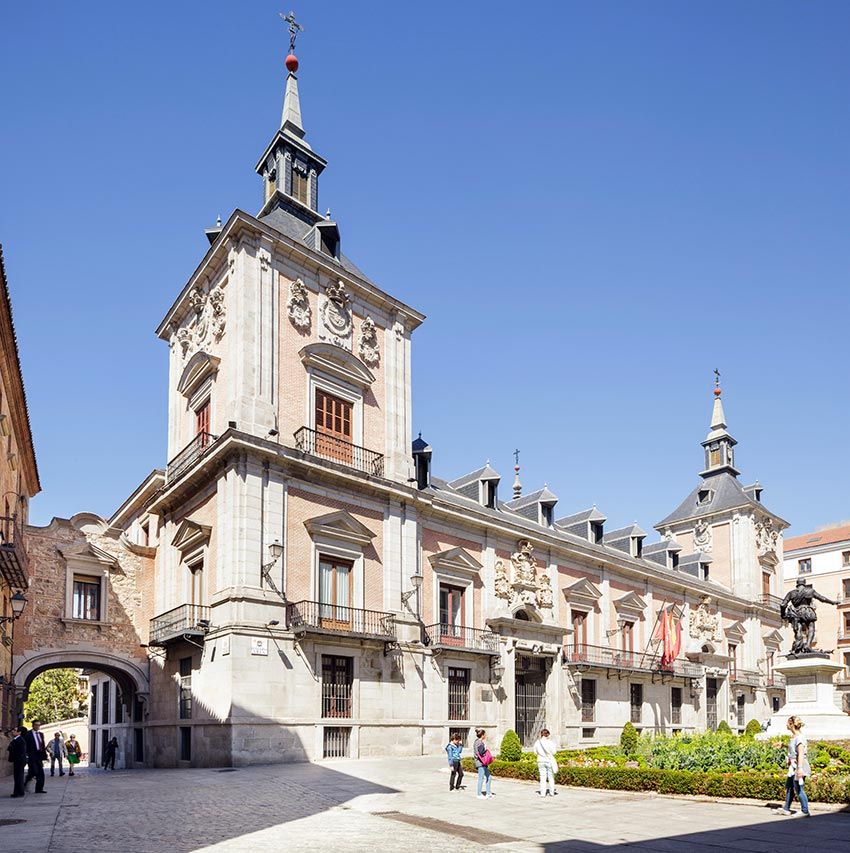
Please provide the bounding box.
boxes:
[656,470,789,529]
[259,201,373,284]
[448,463,501,490]
[603,524,646,542]
[555,507,606,527]
[503,485,559,511]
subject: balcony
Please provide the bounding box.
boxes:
[424,623,500,655]
[765,673,786,688]
[166,432,218,482]
[0,514,28,589]
[149,604,210,647]
[563,644,703,679]
[730,669,762,688]
[838,632,850,643]
[757,594,784,611]
[286,600,395,640]
[294,426,384,478]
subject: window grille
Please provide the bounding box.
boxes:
[581,679,596,723]
[448,727,469,747]
[671,687,682,726]
[447,668,470,720]
[323,726,351,758]
[322,656,353,718]
[629,683,643,724]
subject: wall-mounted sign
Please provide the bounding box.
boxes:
[250,637,268,657]
[220,636,231,656]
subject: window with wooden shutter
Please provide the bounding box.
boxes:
[315,389,353,463]
[292,166,309,204]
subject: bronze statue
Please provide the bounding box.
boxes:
[780,578,838,655]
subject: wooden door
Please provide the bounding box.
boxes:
[315,390,353,464]
[319,556,353,630]
[439,585,465,646]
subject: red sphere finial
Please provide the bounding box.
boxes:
[713,387,722,397]
[285,53,299,73]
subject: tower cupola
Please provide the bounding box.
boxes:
[700,371,739,478]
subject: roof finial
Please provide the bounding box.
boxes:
[280,10,303,57]
[713,367,721,397]
[279,12,306,136]
[512,448,522,499]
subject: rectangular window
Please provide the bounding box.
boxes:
[292,166,309,204]
[322,726,350,758]
[630,683,643,724]
[195,400,210,437]
[179,726,191,762]
[798,558,812,574]
[321,655,353,718]
[449,727,469,747]
[767,652,774,682]
[179,656,193,720]
[621,621,634,664]
[318,557,353,628]
[100,730,109,766]
[844,652,850,678]
[72,574,101,621]
[447,667,470,720]
[671,686,682,726]
[843,551,850,567]
[842,578,850,601]
[706,677,718,730]
[115,690,124,724]
[762,572,771,597]
[728,643,737,679]
[189,561,205,607]
[134,728,144,763]
[581,679,596,723]
[590,522,604,544]
[439,584,465,643]
[133,696,144,723]
[581,728,596,740]
[736,693,745,728]
[844,613,850,636]
[91,684,98,726]
[709,444,721,467]
[102,681,110,725]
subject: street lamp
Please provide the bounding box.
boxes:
[261,540,285,601]
[401,573,423,605]
[268,539,283,562]
[0,591,27,623]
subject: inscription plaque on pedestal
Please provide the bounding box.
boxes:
[787,675,816,704]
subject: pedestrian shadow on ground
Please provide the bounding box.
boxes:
[540,806,850,852]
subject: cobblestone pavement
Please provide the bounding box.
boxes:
[1,758,848,852]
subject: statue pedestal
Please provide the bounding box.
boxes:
[760,656,850,740]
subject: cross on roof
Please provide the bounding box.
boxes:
[280,11,303,53]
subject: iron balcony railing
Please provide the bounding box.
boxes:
[757,594,784,611]
[730,669,762,688]
[564,643,703,678]
[149,604,210,646]
[0,513,28,589]
[424,623,500,654]
[166,432,218,482]
[286,600,395,638]
[294,426,384,478]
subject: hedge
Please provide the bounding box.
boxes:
[459,758,850,803]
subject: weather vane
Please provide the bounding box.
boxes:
[513,448,521,467]
[713,368,720,388]
[280,11,303,54]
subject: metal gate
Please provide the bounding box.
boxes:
[706,677,718,730]
[515,655,547,747]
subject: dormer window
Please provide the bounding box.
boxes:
[590,521,604,544]
[700,562,710,580]
[484,481,497,510]
[633,537,643,558]
[670,551,679,570]
[541,504,554,527]
[291,161,309,204]
[697,489,712,505]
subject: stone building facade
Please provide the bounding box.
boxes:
[782,523,850,711]
[82,40,788,766]
[0,245,40,755]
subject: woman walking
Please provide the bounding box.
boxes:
[445,732,464,791]
[103,737,119,771]
[533,728,558,798]
[65,734,81,776]
[775,715,811,817]
[473,728,493,799]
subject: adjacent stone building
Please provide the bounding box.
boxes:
[0,246,40,747]
[782,523,850,711]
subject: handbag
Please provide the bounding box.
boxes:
[479,749,494,766]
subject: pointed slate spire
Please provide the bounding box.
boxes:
[700,371,739,478]
[281,69,305,138]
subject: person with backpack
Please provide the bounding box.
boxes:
[445,732,464,791]
[473,728,494,799]
[533,728,559,798]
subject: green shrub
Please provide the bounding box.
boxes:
[620,722,638,756]
[744,720,763,738]
[716,720,733,734]
[498,729,523,762]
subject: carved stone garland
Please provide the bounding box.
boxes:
[318,280,352,351]
[494,539,553,613]
[286,278,312,331]
[172,281,227,361]
[358,316,380,366]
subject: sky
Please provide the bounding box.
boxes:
[1,1,847,536]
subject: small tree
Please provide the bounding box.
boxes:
[716,720,733,735]
[745,719,763,738]
[499,729,523,762]
[620,721,638,756]
[24,669,87,725]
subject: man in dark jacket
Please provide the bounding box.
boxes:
[7,727,27,797]
[24,720,47,793]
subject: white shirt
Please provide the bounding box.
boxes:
[533,736,557,762]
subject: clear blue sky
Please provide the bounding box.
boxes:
[1,2,847,536]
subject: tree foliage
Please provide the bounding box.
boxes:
[620,722,638,756]
[745,719,763,738]
[23,669,87,725]
[716,720,733,735]
[499,729,523,761]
